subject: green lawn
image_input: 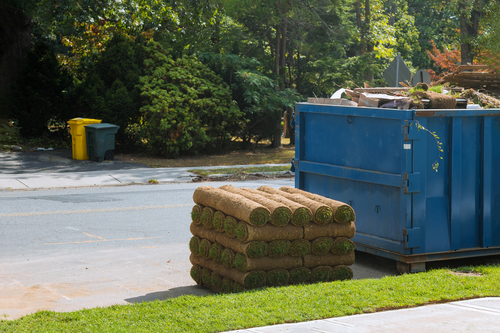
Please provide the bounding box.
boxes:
[188,165,291,177]
[1,265,499,332]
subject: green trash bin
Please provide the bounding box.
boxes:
[84,123,120,162]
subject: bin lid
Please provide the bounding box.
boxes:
[68,118,102,125]
[84,123,120,129]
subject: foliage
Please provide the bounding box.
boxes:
[72,33,146,143]
[126,41,244,157]
[2,37,72,137]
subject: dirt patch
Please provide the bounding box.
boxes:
[192,172,294,182]
[449,271,483,277]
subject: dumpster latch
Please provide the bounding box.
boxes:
[403,227,421,249]
[402,173,421,194]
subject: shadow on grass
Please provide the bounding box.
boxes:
[125,285,216,304]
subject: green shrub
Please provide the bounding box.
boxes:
[126,41,244,156]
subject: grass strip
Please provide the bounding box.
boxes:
[2,265,499,332]
[191,205,204,225]
[188,166,291,177]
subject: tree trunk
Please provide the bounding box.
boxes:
[275,23,281,76]
[459,0,484,65]
[0,4,32,108]
[279,18,287,90]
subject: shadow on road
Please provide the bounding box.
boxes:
[125,285,215,304]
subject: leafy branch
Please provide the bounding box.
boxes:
[413,121,443,172]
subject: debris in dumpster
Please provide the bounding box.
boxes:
[435,65,500,90]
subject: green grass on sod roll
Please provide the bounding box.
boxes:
[243,271,267,288]
[292,207,313,227]
[267,269,290,287]
[235,222,248,240]
[271,207,292,226]
[209,243,224,262]
[249,208,270,226]
[201,267,212,286]
[311,266,333,283]
[331,238,356,255]
[201,207,215,229]
[190,265,202,285]
[224,216,238,237]
[221,278,232,293]
[289,267,312,285]
[315,206,333,225]
[221,248,236,268]
[211,272,223,290]
[191,205,203,224]
[234,253,248,271]
[311,237,334,256]
[3,266,499,332]
[268,240,291,258]
[198,239,211,257]
[189,236,200,254]
[335,205,355,224]
[332,265,354,281]
[232,282,246,293]
[290,239,311,257]
[213,211,226,231]
[246,241,268,258]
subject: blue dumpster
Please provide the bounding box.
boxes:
[293,103,500,272]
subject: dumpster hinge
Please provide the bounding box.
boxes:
[403,121,424,141]
[402,173,421,194]
[403,227,421,249]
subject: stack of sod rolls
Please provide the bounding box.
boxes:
[189,185,356,293]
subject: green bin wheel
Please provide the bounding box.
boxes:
[104,150,114,161]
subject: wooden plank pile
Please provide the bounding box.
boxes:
[436,65,500,90]
[189,185,356,293]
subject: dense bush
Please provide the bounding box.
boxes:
[126,42,243,156]
[3,39,72,136]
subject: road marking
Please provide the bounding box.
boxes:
[0,204,192,217]
[66,227,80,231]
[83,232,106,241]
[45,236,164,245]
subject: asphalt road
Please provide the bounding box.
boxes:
[0,179,403,320]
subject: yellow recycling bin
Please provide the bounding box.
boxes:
[67,118,102,160]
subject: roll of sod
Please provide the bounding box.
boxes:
[331,265,354,281]
[189,236,201,255]
[303,221,356,240]
[289,239,311,257]
[221,277,233,293]
[209,243,224,262]
[280,186,355,223]
[257,186,332,225]
[311,237,334,256]
[232,282,246,293]
[211,272,223,291]
[331,237,356,255]
[190,254,266,289]
[216,232,268,259]
[233,253,302,272]
[303,252,355,268]
[235,222,303,242]
[289,267,311,285]
[213,211,226,231]
[201,267,212,287]
[190,223,217,242]
[224,216,238,238]
[221,248,236,268]
[268,240,291,258]
[190,265,202,285]
[242,188,313,227]
[191,204,204,225]
[220,185,292,226]
[311,266,333,283]
[201,207,216,229]
[267,269,290,287]
[198,239,212,258]
[193,186,270,226]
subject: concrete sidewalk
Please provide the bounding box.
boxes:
[225,297,500,333]
[0,164,291,190]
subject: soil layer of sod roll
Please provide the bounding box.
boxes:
[190,223,217,242]
[289,239,312,257]
[311,237,334,256]
[216,232,268,259]
[233,253,302,272]
[257,186,332,225]
[213,211,226,231]
[224,216,238,238]
[331,265,354,281]
[280,186,355,224]
[191,204,204,225]
[201,207,216,229]
[304,221,356,240]
[331,237,356,255]
[235,222,303,242]
[193,186,270,226]
[268,240,291,258]
[267,269,290,287]
[220,185,292,226]
[303,252,355,268]
[190,254,266,289]
[311,266,334,282]
[242,187,312,227]
[289,267,311,285]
